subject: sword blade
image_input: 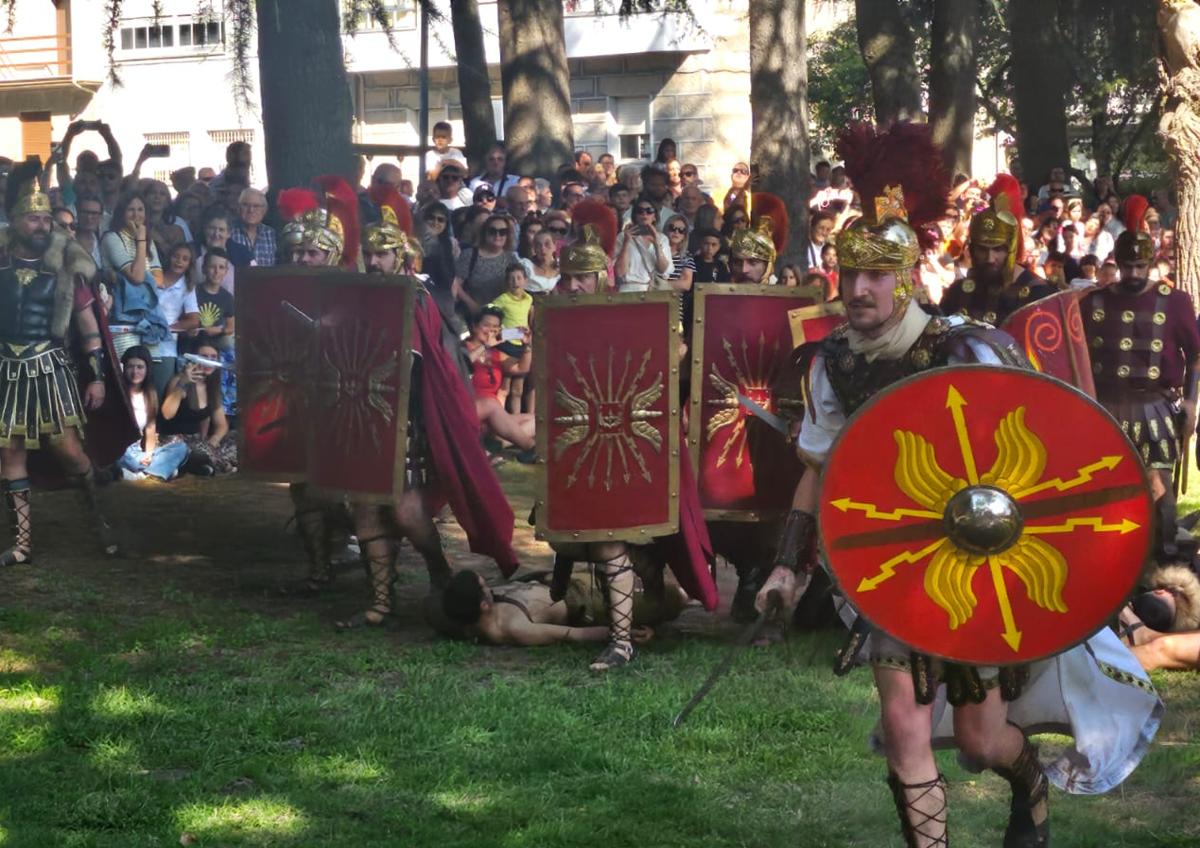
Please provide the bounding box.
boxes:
[736,392,789,436]
[672,591,782,728]
[281,300,319,328]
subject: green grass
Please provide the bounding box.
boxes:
[0,466,1197,847]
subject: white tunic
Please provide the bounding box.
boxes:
[804,314,1163,795]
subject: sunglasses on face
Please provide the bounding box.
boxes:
[732,167,749,175]
[667,225,687,234]
[476,192,495,201]
[547,225,569,235]
[636,207,655,215]
[440,173,463,182]
[426,215,447,224]
[487,227,509,237]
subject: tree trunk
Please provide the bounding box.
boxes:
[1158,0,1200,302]
[496,0,573,178]
[928,0,976,176]
[449,0,498,170]
[854,0,922,124]
[749,0,810,265]
[255,0,355,190]
[1009,0,1070,188]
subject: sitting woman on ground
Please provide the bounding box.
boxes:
[159,340,236,475]
[114,346,188,481]
[465,307,536,463]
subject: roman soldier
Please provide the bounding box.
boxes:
[940,175,1055,324]
[340,186,518,627]
[0,159,123,564]
[1080,196,1200,563]
[727,194,787,285]
[757,123,1161,848]
[545,227,718,670]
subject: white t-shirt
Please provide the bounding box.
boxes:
[131,391,148,432]
[152,276,200,358]
[615,230,674,291]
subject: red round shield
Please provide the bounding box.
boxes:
[820,365,1152,666]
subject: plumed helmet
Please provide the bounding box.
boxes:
[1114,194,1156,263]
[968,174,1024,279]
[729,192,789,280]
[559,224,609,284]
[5,157,50,219]
[363,184,422,269]
[834,122,950,294]
[570,199,617,257]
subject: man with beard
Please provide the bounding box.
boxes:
[1080,211,1200,563]
[940,175,1055,324]
[338,187,518,627]
[0,159,120,565]
[757,123,1161,848]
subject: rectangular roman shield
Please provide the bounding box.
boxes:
[789,301,846,348]
[689,284,819,521]
[1001,290,1097,398]
[236,267,324,481]
[535,292,681,543]
[307,274,417,503]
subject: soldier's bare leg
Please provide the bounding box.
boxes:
[875,667,946,848]
[390,489,452,590]
[286,482,335,595]
[957,689,1048,848]
[338,503,397,629]
[51,428,119,556]
[0,440,31,565]
[588,541,636,672]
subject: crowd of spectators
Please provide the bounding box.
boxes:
[7,117,1182,475]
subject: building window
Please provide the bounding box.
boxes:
[344,0,417,31]
[118,17,222,55]
[143,131,191,183]
[209,129,254,146]
[612,97,650,162]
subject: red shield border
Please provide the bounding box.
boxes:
[1001,289,1096,398]
[535,292,681,544]
[236,267,324,482]
[307,275,416,504]
[688,284,818,520]
[819,365,1152,666]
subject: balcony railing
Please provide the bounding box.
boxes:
[0,32,71,82]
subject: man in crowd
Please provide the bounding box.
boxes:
[641,164,675,229]
[469,143,520,197]
[573,149,593,175]
[0,159,122,564]
[533,178,553,214]
[96,158,123,216]
[759,123,1159,848]
[805,211,836,269]
[502,184,534,222]
[676,184,705,230]
[359,162,403,225]
[940,175,1056,324]
[73,195,104,268]
[230,188,276,268]
[1080,196,1200,563]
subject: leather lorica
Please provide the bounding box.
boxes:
[0,258,61,346]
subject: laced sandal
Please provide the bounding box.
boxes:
[0,479,32,567]
[335,605,395,631]
[292,505,334,589]
[887,772,948,848]
[994,736,1049,848]
[589,640,635,672]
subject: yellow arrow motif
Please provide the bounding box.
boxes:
[1023,517,1141,536]
[830,498,941,521]
[988,555,1022,651]
[857,538,947,592]
[1014,455,1124,499]
[945,386,979,485]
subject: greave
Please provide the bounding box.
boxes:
[887,772,948,848]
[69,466,118,556]
[601,552,635,646]
[992,736,1049,848]
[0,478,32,566]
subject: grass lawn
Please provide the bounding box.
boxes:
[0,464,1197,847]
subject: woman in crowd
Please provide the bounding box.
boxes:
[465,308,535,464]
[101,191,170,358]
[541,210,571,244]
[418,201,460,331]
[141,179,187,259]
[453,213,520,316]
[516,215,543,261]
[654,138,678,165]
[662,213,695,294]
[666,160,683,200]
[114,346,188,481]
[159,340,236,475]
[172,189,205,246]
[523,230,560,295]
[777,264,803,287]
[723,162,751,211]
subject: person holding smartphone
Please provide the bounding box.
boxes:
[613,200,672,292]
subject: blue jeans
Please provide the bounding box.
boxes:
[118,441,188,480]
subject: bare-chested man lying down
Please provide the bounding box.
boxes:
[1117,563,1200,671]
[429,567,687,646]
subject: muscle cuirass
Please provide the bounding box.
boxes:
[0,258,61,345]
